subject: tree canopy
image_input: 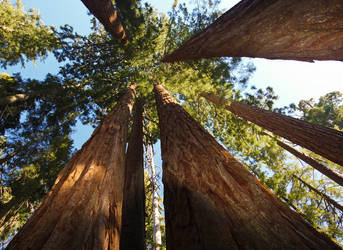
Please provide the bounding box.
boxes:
[0,0,59,68]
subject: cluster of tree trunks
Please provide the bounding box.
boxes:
[6,86,136,250]
[163,0,343,62]
[80,0,127,43]
[5,84,341,248]
[200,92,343,167]
[154,84,340,249]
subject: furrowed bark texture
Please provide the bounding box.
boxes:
[7,86,135,250]
[162,0,343,62]
[277,140,343,187]
[201,92,343,167]
[154,84,340,250]
[120,100,145,250]
[80,0,127,43]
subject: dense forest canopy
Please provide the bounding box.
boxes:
[0,0,342,248]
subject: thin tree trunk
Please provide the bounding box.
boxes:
[80,0,127,44]
[276,139,343,187]
[0,94,30,106]
[0,198,26,236]
[162,0,343,62]
[120,100,145,250]
[155,84,340,250]
[0,177,42,233]
[6,85,135,250]
[201,92,343,167]
[0,88,60,106]
[147,145,162,250]
[0,151,17,166]
[293,175,343,213]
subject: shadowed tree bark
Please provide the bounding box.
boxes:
[201,92,343,167]
[6,85,135,250]
[154,84,340,250]
[163,0,343,62]
[80,0,127,43]
[120,99,145,250]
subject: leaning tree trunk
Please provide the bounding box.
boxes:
[6,85,135,250]
[147,145,163,250]
[293,175,343,213]
[276,138,343,187]
[0,198,26,237]
[120,100,145,250]
[0,94,30,106]
[80,0,127,43]
[162,0,343,62]
[154,84,340,250]
[201,92,343,167]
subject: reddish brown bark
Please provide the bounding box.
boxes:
[277,139,343,187]
[201,92,343,167]
[120,100,145,250]
[154,84,339,249]
[162,0,343,62]
[80,0,127,44]
[6,86,135,250]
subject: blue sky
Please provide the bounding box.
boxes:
[5,0,343,149]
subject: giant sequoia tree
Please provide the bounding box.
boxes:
[1,0,343,248]
[7,86,135,250]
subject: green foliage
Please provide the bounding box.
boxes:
[298,91,343,130]
[0,72,79,240]
[0,0,59,68]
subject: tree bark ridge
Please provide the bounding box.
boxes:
[163,0,343,62]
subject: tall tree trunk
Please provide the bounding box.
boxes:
[201,92,343,167]
[276,138,343,187]
[293,175,343,213]
[162,0,343,62]
[80,0,127,43]
[120,100,145,250]
[154,84,340,250]
[147,145,162,250]
[6,85,135,250]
